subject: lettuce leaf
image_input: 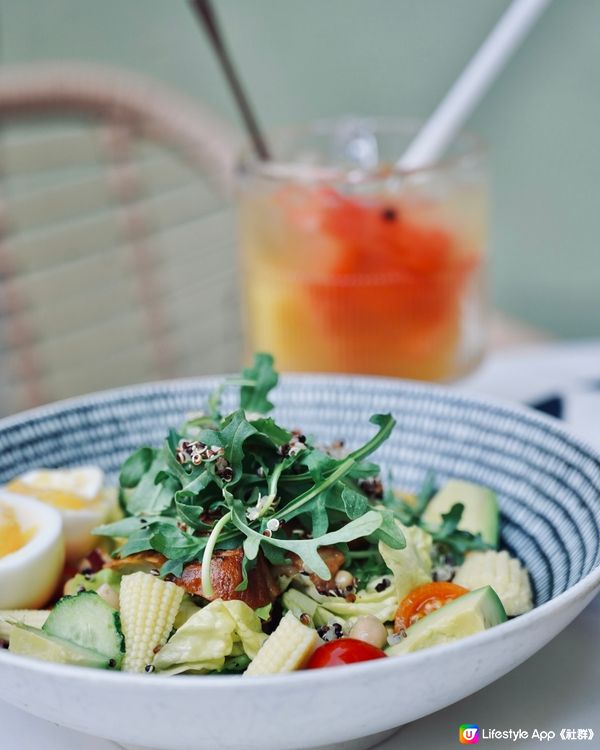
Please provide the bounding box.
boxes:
[379,524,433,601]
[282,588,343,629]
[396,523,434,575]
[292,523,433,624]
[293,576,399,624]
[153,599,266,675]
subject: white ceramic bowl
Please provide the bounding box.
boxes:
[0,375,598,750]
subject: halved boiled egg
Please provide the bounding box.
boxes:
[5,467,113,563]
[0,491,65,609]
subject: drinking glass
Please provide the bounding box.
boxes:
[236,117,488,381]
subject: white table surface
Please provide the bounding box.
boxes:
[3,340,600,750]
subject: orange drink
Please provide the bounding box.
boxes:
[237,119,487,381]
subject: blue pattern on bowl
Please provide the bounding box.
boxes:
[0,375,598,608]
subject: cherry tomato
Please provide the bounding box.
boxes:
[307,638,386,669]
[395,581,469,632]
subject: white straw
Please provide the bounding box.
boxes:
[398,0,552,171]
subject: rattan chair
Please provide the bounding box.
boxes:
[0,62,241,416]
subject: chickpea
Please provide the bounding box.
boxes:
[349,615,388,649]
[334,570,355,590]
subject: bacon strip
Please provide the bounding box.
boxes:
[175,549,280,609]
[108,544,345,606]
[107,551,166,574]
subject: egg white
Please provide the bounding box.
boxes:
[6,467,113,563]
[61,497,113,562]
[0,491,65,609]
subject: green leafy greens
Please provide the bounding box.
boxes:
[93,353,405,582]
[380,473,492,565]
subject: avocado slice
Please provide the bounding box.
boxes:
[8,623,113,668]
[422,479,499,547]
[63,568,121,596]
[0,610,49,641]
[386,586,506,656]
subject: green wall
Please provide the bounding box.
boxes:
[2,0,598,338]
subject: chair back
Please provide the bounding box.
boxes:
[0,63,241,415]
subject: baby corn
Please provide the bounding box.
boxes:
[245,612,318,676]
[119,572,184,673]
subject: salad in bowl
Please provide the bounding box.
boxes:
[0,354,533,676]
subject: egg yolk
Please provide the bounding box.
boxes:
[6,480,89,510]
[0,504,34,558]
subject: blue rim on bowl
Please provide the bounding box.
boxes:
[0,373,598,686]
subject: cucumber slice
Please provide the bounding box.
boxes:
[423,480,499,547]
[9,624,113,669]
[43,591,124,667]
[386,586,506,656]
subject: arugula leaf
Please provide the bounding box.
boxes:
[219,410,257,483]
[322,485,371,541]
[93,516,176,537]
[302,449,338,481]
[284,414,394,485]
[175,469,215,501]
[278,414,395,522]
[308,493,329,537]
[119,447,156,488]
[347,414,396,463]
[220,654,252,674]
[278,458,356,523]
[339,487,370,519]
[434,503,464,537]
[103,359,403,583]
[349,550,390,590]
[439,532,490,559]
[368,507,405,550]
[424,503,491,563]
[381,470,438,526]
[173,494,214,531]
[300,452,380,485]
[415,471,437,516]
[159,558,187,578]
[242,533,261,562]
[105,519,204,565]
[124,448,180,516]
[231,501,384,580]
[150,526,206,559]
[249,417,291,446]
[261,544,292,566]
[240,353,278,415]
[347,460,382,479]
[235,554,257,592]
[117,528,154,557]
